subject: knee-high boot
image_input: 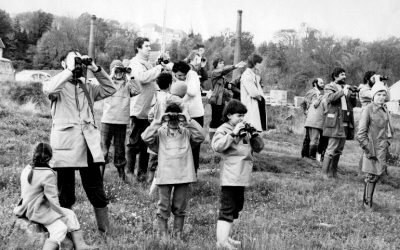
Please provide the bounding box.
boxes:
[126,147,136,175]
[331,154,341,178]
[322,156,333,179]
[309,144,318,160]
[363,181,377,208]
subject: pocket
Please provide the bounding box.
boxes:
[51,124,75,150]
[325,113,337,128]
[164,137,188,157]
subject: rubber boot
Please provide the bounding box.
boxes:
[173,216,184,240]
[331,154,341,178]
[147,170,155,184]
[94,207,110,234]
[70,230,99,250]
[309,144,318,160]
[157,215,168,238]
[363,181,376,209]
[42,239,59,250]
[126,147,136,175]
[117,167,126,181]
[322,156,333,179]
[216,220,236,250]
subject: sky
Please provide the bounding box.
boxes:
[1,0,400,44]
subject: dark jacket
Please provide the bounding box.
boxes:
[322,82,357,139]
[211,65,236,105]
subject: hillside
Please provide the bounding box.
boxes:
[1,82,400,249]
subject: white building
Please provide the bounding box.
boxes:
[138,23,186,44]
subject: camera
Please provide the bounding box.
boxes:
[348,85,359,93]
[115,67,132,74]
[161,113,186,123]
[75,57,93,66]
[158,57,170,65]
[239,122,259,138]
[380,75,389,81]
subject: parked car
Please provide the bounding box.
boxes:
[15,70,51,83]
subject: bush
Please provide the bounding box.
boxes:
[8,82,49,107]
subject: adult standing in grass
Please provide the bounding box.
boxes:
[212,99,264,249]
[357,81,392,209]
[42,50,116,234]
[301,78,328,161]
[240,54,267,132]
[208,58,246,141]
[127,37,166,182]
[321,67,357,179]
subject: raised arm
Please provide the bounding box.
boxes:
[184,119,205,145]
[91,68,117,101]
[141,120,162,153]
[129,61,163,84]
[324,85,344,104]
[211,65,236,79]
[42,70,72,97]
[212,129,236,153]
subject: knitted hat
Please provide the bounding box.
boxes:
[32,143,52,166]
[371,81,388,99]
[122,59,131,67]
[110,60,124,72]
[170,80,187,98]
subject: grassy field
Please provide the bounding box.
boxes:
[1,82,400,249]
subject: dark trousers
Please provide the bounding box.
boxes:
[192,116,204,174]
[127,116,150,179]
[56,149,108,208]
[210,104,224,129]
[257,98,267,131]
[218,186,245,222]
[101,123,127,168]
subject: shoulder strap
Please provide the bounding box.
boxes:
[79,81,96,125]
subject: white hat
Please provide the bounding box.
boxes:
[371,81,388,99]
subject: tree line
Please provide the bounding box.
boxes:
[1,9,400,98]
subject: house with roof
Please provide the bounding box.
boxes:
[0,38,15,81]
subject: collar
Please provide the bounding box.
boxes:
[371,102,387,113]
[313,87,321,94]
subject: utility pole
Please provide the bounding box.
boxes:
[233,10,242,80]
[88,15,96,59]
[87,15,96,77]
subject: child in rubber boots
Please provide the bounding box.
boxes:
[14,143,97,250]
[141,103,205,239]
[147,72,186,185]
[101,59,140,181]
[211,99,264,249]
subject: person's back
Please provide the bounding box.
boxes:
[14,143,96,249]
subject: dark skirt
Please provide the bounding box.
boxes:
[257,98,267,131]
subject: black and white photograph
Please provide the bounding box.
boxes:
[1,0,400,249]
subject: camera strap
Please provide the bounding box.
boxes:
[78,80,96,125]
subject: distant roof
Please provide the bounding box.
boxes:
[0,38,5,48]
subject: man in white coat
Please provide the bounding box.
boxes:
[43,50,116,234]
